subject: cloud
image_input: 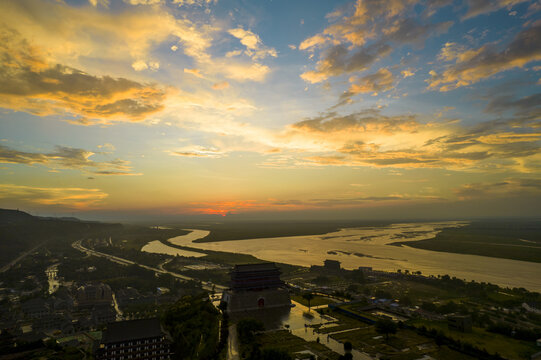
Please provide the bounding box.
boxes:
[423,0,454,17]
[89,0,110,7]
[0,184,108,209]
[0,0,276,89]
[334,68,395,107]
[300,43,392,83]
[132,60,160,71]
[0,144,141,176]
[485,92,541,116]
[299,0,452,83]
[454,178,541,200]
[219,62,271,82]
[228,28,277,60]
[169,146,225,158]
[0,0,216,71]
[291,109,419,133]
[0,28,166,124]
[427,23,541,91]
[124,0,163,5]
[212,81,230,90]
[462,0,529,19]
[401,69,415,78]
[276,108,541,171]
[97,143,116,151]
[348,68,395,96]
[185,193,441,216]
[184,68,206,78]
[171,0,216,6]
[299,34,331,51]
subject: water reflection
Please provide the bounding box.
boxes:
[228,301,371,359]
[166,223,541,292]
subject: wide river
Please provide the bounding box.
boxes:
[151,222,541,292]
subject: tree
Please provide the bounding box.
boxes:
[237,319,264,344]
[375,319,397,340]
[162,295,220,359]
[302,292,315,311]
[261,348,292,360]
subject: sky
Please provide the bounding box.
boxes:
[0,0,540,221]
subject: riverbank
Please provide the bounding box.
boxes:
[390,220,541,263]
[151,223,541,292]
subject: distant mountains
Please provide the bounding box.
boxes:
[0,208,120,267]
[0,209,36,224]
[0,209,89,224]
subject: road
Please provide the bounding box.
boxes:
[72,239,227,292]
[0,241,47,273]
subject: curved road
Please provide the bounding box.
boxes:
[72,239,227,292]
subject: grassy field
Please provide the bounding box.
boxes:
[410,319,539,360]
[363,280,456,302]
[326,317,476,360]
[255,330,340,360]
[391,221,541,263]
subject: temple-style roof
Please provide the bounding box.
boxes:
[101,318,163,344]
[233,263,280,273]
[230,262,284,291]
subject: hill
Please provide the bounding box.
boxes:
[0,208,121,267]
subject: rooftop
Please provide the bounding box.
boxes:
[232,262,279,273]
[101,318,163,344]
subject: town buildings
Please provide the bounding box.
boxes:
[96,318,171,360]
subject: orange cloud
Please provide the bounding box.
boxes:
[0,28,166,124]
[348,68,394,96]
[212,81,230,90]
[274,108,541,172]
[186,194,440,215]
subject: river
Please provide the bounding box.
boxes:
[145,223,541,292]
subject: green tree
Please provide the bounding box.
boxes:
[261,348,292,360]
[302,292,315,311]
[162,295,220,359]
[375,319,397,340]
[237,319,264,344]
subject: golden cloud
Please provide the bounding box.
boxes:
[0,184,108,209]
[0,0,215,68]
[228,28,277,60]
[348,68,394,95]
[169,146,225,158]
[212,81,230,90]
[0,144,141,176]
[0,28,166,124]
[428,23,541,91]
[272,109,541,171]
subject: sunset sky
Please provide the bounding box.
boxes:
[0,0,540,220]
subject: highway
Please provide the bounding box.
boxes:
[72,239,227,293]
[0,241,47,273]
